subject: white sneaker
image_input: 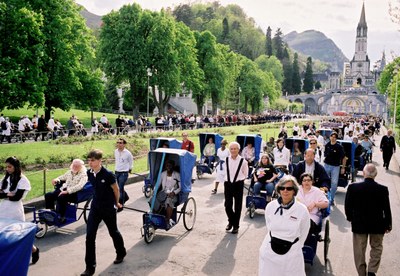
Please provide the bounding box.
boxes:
[169,219,176,227]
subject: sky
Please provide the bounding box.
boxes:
[76,0,399,64]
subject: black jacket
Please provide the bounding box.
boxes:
[345,178,392,234]
[292,160,330,190]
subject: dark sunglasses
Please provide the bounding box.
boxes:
[310,142,316,145]
[278,186,295,191]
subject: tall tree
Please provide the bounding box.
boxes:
[172,4,194,26]
[272,28,284,60]
[292,53,302,94]
[265,26,273,56]
[303,56,314,93]
[0,1,45,109]
[255,55,284,84]
[222,17,229,43]
[28,0,102,120]
[282,48,292,95]
[99,4,155,117]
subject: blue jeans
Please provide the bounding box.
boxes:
[253,181,275,196]
[324,163,340,202]
[115,172,129,204]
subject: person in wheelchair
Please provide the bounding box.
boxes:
[273,138,291,174]
[153,160,181,229]
[252,154,278,202]
[292,148,330,192]
[203,137,216,169]
[45,159,88,222]
[353,137,365,170]
[361,135,374,163]
[296,173,329,236]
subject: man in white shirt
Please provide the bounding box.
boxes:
[114,138,133,212]
[224,142,248,234]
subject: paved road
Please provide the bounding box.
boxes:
[28,135,400,276]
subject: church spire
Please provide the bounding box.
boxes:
[357,2,367,38]
[357,2,367,29]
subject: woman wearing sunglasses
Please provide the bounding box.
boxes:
[259,175,310,276]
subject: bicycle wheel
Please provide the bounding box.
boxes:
[83,198,92,223]
[35,221,48,239]
[183,197,197,231]
[144,224,155,244]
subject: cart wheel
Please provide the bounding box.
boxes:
[35,221,48,239]
[249,202,256,219]
[324,220,330,265]
[144,187,153,198]
[183,197,197,231]
[83,198,92,223]
[144,224,155,244]
[196,170,202,179]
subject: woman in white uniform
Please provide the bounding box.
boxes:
[259,175,310,276]
[0,157,40,264]
[211,140,229,194]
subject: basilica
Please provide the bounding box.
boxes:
[288,3,387,117]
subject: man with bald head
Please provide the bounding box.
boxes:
[345,164,392,276]
[292,148,330,191]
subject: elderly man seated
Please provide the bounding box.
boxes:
[203,137,216,168]
[45,159,88,222]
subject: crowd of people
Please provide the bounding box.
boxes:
[0,113,395,275]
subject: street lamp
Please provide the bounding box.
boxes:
[147,68,152,118]
[238,87,242,114]
[393,68,399,131]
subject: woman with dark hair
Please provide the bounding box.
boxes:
[0,157,39,264]
[252,154,278,201]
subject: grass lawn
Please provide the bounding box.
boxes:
[0,120,298,201]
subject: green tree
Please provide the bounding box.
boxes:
[0,1,45,110]
[26,0,102,120]
[265,26,273,56]
[282,47,293,95]
[272,28,284,60]
[255,55,284,84]
[99,4,154,117]
[303,56,314,93]
[172,4,194,26]
[222,17,229,43]
[292,53,302,94]
[315,80,322,90]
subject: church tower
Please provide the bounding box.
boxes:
[343,2,375,88]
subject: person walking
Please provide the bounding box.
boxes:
[114,138,133,211]
[81,149,126,276]
[323,132,346,205]
[224,142,248,234]
[380,129,396,170]
[181,132,194,153]
[0,157,39,264]
[258,175,310,276]
[345,163,392,276]
[211,139,229,194]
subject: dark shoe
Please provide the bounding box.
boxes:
[330,200,335,206]
[225,224,233,231]
[232,227,239,234]
[367,272,376,276]
[117,207,123,213]
[113,251,126,264]
[80,267,95,276]
[32,247,39,264]
[211,189,217,194]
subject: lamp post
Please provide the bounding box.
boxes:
[147,68,152,118]
[393,68,399,131]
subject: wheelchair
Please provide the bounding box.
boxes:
[302,192,332,266]
[196,133,224,179]
[141,148,197,244]
[25,182,93,238]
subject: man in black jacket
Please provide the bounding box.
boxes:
[345,164,392,276]
[292,148,330,191]
[380,129,396,170]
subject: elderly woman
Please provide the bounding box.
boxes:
[253,154,278,201]
[203,137,216,168]
[45,159,87,222]
[296,173,329,235]
[259,175,310,276]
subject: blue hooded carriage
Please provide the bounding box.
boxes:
[196,133,224,178]
[142,148,197,243]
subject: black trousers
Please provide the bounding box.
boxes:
[45,189,77,217]
[382,150,393,168]
[224,180,244,228]
[85,207,125,269]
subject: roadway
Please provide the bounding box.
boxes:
[28,134,400,276]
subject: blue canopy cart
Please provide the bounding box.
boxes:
[196,133,224,178]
